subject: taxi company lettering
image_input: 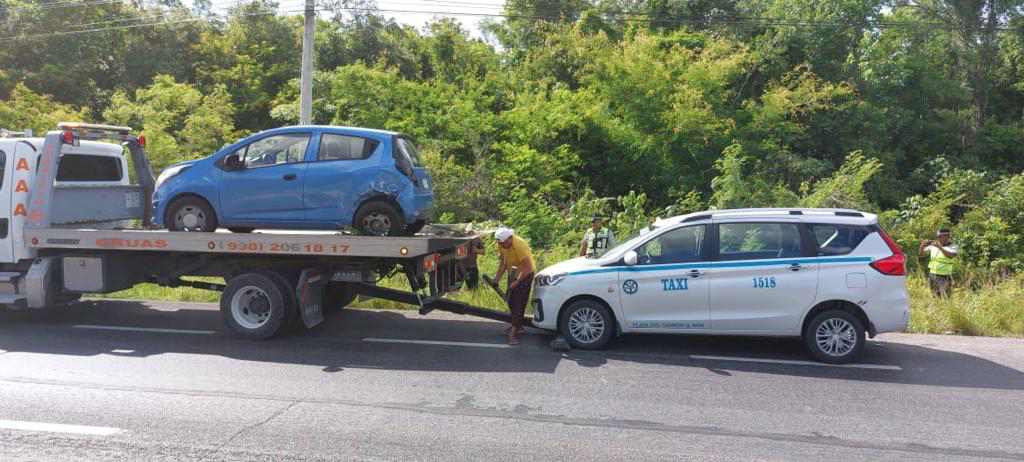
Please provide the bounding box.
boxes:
[96,238,169,249]
[661,278,689,291]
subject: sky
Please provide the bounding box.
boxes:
[197,0,507,39]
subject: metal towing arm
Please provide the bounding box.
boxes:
[15,123,515,339]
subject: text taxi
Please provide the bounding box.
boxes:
[531,208,909,363]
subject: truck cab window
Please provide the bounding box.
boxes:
[55,154,123,182]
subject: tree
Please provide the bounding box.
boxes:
[0,83,87,134]
[103,75,236,169]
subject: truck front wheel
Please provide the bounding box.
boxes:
[221,272,293,339]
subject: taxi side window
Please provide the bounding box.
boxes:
[808,223,871,256]
[717,222,802,261]
[636,225,705,265]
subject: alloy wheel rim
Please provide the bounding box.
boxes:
[815,318,856,357]
[568,307,605,344]
[231,286,271,330]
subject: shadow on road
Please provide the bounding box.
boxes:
[1,299,1021,391]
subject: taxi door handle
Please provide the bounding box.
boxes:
[283,173,297,181]
[688,269,703,278]
[789,263,802,272]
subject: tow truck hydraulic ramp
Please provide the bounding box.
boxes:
[0,123,513,338]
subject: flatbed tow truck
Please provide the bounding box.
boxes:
[1,123,513,339]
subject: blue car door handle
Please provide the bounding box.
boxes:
[283,173,297,181]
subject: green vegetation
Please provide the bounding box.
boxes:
[4,0,1024,336]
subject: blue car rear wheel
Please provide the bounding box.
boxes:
[354,201,406,236]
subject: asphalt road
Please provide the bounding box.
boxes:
[0,299,1022,461]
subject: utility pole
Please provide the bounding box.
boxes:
[299,0,315,124]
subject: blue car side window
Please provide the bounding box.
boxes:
[318,134,379,161]
[243,133,310,168]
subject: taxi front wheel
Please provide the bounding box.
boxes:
[559,300,615,350]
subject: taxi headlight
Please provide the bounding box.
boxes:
[537,273,567,287]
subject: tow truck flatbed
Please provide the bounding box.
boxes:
[0,123,519,340]
[27,228,472,259]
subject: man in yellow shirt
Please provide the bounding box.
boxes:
[494,227,535,345]
[919,228,958,297]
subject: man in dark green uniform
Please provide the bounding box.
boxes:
[579,216,616,258]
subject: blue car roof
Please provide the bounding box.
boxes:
[252,125,401,138]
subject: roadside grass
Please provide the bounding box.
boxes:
[103,254,1024,338]
[907,273,1024,337]
[103,278,222,303]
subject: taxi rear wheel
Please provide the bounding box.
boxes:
[559,299,615,350]
[803,309,865,364]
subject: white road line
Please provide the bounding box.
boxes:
[689,355,902,371]
[0,419,121,436]
[363,337,512,349]
[73,325,216,335]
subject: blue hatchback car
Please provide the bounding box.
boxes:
[153,125,433,236]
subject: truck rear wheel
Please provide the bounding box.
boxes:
[221,271,293,339]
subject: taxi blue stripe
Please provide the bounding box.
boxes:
[568,256,873,276]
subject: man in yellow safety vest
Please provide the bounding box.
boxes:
[919,228,958,297]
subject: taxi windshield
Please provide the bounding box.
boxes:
[601,224,660,258]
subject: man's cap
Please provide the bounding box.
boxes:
[937,228,951,235]
[494,227,514,242]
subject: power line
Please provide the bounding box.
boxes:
[1,0,277,31]
[0,5,321,39]
[2,3,1012,40]
[0,0,124,14]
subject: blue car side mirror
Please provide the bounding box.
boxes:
[224,153,244,170]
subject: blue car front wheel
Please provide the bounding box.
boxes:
[166,196,218,232]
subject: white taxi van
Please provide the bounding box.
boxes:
[531,208,909,363]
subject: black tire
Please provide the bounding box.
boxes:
[353,201,406,236]
[323,282,357,314]
[803,309,866,364]
[228,227,254,233]
[166,196,218,232]
[221,271,293,339]
[558,299,616,350]
[265,271,300,328]
[405,220,427,235]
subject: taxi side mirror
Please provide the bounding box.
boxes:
[623,250,638,266]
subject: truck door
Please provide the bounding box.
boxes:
[0,143,13,263]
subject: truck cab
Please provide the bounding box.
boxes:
[0,132,132,266]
